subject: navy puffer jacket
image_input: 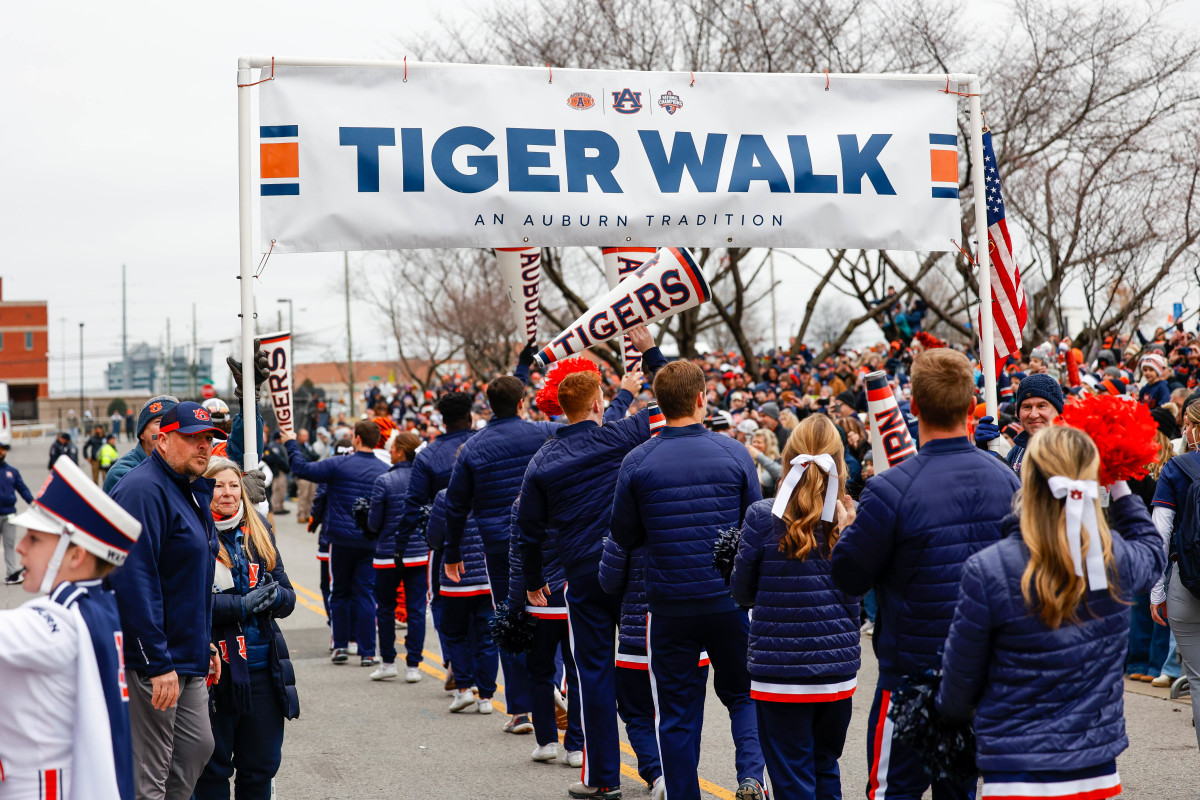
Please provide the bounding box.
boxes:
[607,424,762,617]
[831,437,1019,689]
[367,461,426,564]
[287,442,388,550]
[398,428,475,557]
[506,501,567,617]
[936,493,1165,772]
[518,385,651,587]
[730,500,860,684]
[444,416,560,560]
[426,489,488,590]
[597,539,651,653]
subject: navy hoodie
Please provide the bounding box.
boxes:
[110,450,218,677]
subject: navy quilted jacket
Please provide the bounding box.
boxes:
[607,424,762,617]
[597,538,651,652]
[444,416,560,560]
[517,387,649,588]
[398,428,475,558]
[506,500,567,614]
[426,489,488,589]
[287,442,388,550]
[730,500,860,683]
[831,437,1019,689]
[367,461,426,564]
[936,494,1165,771]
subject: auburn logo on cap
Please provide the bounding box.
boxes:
[149,402,162,413]
[194,408,210,421]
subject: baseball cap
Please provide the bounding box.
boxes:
[159,401,228,439]
[202,398,231,422]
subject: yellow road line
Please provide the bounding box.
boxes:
[292,581,735,799]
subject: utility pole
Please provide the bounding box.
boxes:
[344,251,355,418]
[191,303,198,397]
[60,317,67,392]
[78,323,84,428]
[770,249,778,352]
[277,298,293,333]
[165,317,172,395]
[121,264,129,391]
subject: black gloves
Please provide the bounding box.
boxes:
[227,346,271,402]
[518,342,537,369]
[242,469,268,505]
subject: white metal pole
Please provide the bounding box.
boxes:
[237,57,259,471]
[968,78,999,428]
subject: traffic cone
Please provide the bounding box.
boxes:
[496,246,541,345]
[533,247,709,369]
[602,246,659,374]
[865,370,917,472]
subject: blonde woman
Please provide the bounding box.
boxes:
[730,416,859,799]
[195,458,298,800]
[936,426,1163,798]
[747,429,782,498]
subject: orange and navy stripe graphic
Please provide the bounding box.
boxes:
[261,125,299,196]
[930,133,959,199]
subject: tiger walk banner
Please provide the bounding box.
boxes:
[254,62,963,253]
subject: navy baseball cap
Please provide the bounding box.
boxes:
[159,401,228,439]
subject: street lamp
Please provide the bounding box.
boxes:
[276,298,294,333]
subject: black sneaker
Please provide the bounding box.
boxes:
[3,571,23,586]
[360,656,378,667]
[735,778,767,800]
[331,648,349,664]
[503,714,534,734]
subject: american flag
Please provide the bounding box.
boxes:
[978,131,1027,377]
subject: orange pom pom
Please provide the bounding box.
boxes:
[534,357,600,418]
[1056,394,1160,485]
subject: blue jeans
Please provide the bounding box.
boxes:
[1127,593,1170,675]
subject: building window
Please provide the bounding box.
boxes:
[0,333,4,351]
[25,331,33,350]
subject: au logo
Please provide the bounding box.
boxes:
[149,402,162,413]
[567,92,595,110]
[194,408,210,421]
[658,91,683,115]
[611,88,643,114]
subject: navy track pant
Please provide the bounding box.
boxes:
[329,544,376,656]
[616,665,662,787]
[758,697,852,800]
[485,549,532,713]
[565,570,624,790]
[441,592,499,698]
[865,686,974,800]
[529,615,583,751]
[374,564,428,666]
[647,609,764,800]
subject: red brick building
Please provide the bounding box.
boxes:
[0,279,49,420]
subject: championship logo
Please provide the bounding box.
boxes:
[658,91,683,115]
[611,88,643,114]
[567,92,595,110]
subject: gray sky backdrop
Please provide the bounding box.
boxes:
[3,1,1198,395]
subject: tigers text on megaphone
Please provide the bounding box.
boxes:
[533,247,709,369]
[602,246,658,374]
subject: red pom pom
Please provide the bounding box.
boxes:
[534,357,600,418]
[1065,348,1081,388]
[914,331,945,350]
[1056,394,1160,485]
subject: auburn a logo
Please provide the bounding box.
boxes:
[611,88,643,114]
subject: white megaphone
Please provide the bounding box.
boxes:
[533,247,709,369]
[602,246,659,374]
[865,370,917,472]
[496,246,541,345]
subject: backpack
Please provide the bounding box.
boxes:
[1170,454,1200,598]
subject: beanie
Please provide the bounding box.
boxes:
[758,402,780,421]
[136,395,180,438]
[1014,374,1064,414]
[1139,353,1168,378]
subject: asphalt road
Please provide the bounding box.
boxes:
[2,436,1196,798]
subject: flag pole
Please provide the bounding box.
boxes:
[968,77,999,429]
[237,56,260,471]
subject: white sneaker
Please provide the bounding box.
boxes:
[558,749,584,768]
[369,663,398,681]
[532,742,558,762]
[860,620,875,636]
[652,777,666,800]
[477,698,494,715]
[449,689,477,713]
[405,666,422,683]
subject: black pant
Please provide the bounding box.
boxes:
[195,669,285,800]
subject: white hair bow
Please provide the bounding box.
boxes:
[771,453,839,523]
[1046,477,1107,592]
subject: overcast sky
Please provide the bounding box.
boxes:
[3,1,1198,395]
